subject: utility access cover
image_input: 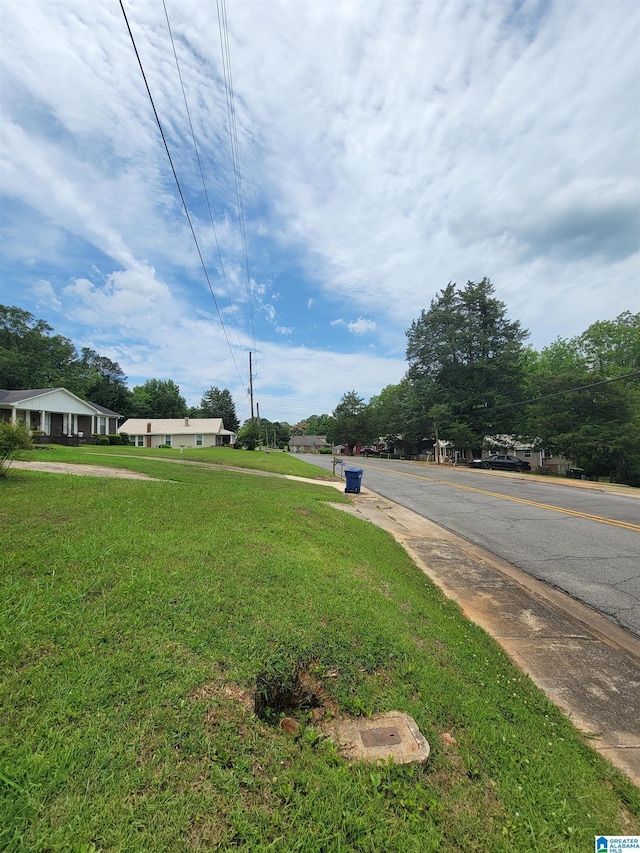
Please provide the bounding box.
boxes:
[324,711,430,765]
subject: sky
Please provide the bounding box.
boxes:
[1,0,639,424]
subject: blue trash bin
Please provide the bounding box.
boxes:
[344,467,363,494]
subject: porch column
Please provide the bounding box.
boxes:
[11,406,17,424]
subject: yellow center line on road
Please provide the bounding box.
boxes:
[359,463,640,533]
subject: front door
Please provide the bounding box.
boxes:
[50,413,63,437]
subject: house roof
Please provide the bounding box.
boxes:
[90,402,121,416]
[0,388,62,405]
[0,387,121,416]
[119,417,236,436]
[289,435,328,446]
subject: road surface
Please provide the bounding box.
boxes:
[300,455,640,638]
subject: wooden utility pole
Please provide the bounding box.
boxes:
[249,352,255,421]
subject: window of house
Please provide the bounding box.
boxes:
[524,450,531,458]
[164,435,172,447]
[134,435,145,447]
[98,417,106,435]
[195,434,203,447]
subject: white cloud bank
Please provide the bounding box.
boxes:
[0,0,638,422]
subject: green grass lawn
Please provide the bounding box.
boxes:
[35,444,338,479]
[1,451,638,852]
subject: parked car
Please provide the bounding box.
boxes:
[360,447,378,457]
[471,454,531,472]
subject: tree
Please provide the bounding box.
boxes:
[525,372,640,483]
[199,386,239,431]
[256,419,291,448]
[332,391,374,452]
[80,348,133,414]
[305,413,335,441]
[578,311,640,376]
[405,279,529,446]
[0,421,31,477]
[131,379,187,418]
[523,318,640,484]
[0,305,85,393]
[367,383,405,437]
[237,419,261,450]
[289,420,308,436]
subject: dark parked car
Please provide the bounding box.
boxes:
[470,454,531,472]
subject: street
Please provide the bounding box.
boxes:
[300,454,640,638]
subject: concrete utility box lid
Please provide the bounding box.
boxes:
[324,711,430,765]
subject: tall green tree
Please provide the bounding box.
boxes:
[332,390,373,452]
[366,382,408,438]
[199,386,239,431]
[80,348,133,414]
[0,305,85,393]
[578,311,640,376]
[131,379,187,418]
[525,372,640,483]
[304,413,335,441]
[405,279,529,447]
[523,315,640,484]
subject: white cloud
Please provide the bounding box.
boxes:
[63,267,176,331]
[347,317,377,336]
[1,0,638,420]
[32,279,61,310]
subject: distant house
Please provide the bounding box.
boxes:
[485,436,570,474]
[0,387,121,442]
[288,435,329,453]
[119,417,237,449]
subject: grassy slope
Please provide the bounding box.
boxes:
[1,452,638,852]
[52,444,338,478]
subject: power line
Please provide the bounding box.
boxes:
[162,0,249,390]
[119,0,248,397]
[478,370,640,414]
[216,0,257,366]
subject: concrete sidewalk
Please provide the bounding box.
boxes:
[328,487,640,787]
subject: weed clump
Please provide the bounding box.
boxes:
[254,656,332,722]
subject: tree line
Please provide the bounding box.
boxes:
[2,287,639,484]
[298,280,639,485]
[0,305,240,431]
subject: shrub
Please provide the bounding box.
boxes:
[0,422,32,476]
[94,436,110,446]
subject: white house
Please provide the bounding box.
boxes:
[119,417,237,449]
[0,388,121,441]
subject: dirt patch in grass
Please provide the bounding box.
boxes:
[11,461,162,479]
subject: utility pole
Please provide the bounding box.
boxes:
[249,352,255,421]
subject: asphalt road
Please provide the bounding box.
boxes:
[299,454,640,638]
